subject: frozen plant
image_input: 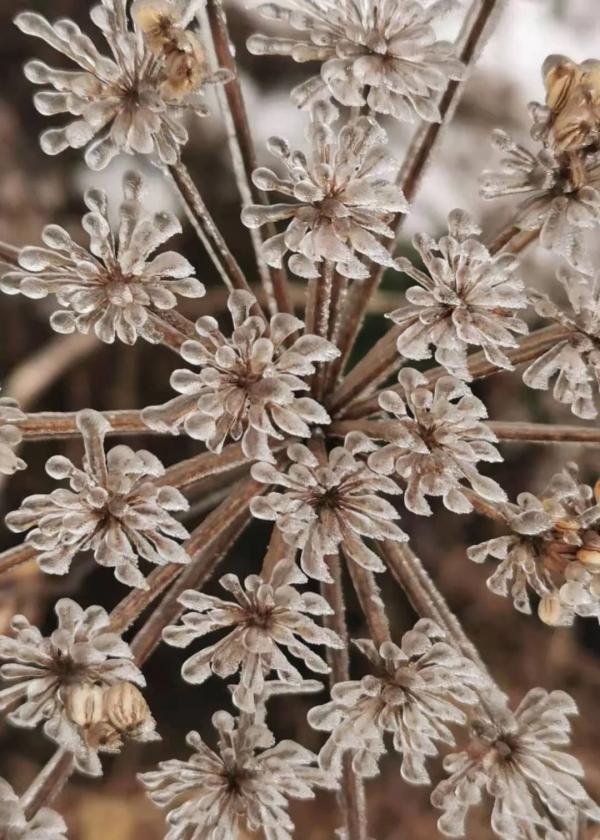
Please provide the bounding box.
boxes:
[0,2,598,839]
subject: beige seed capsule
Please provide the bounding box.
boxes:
[132,0,179,54]
[538,594,564,627]
[161,34,207,100]
[576,547,600,568]
[104,682,150,733]
[64,683,105,728]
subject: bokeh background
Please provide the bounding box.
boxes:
[0,0,600,837]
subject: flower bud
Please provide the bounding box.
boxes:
[538,594,564,627]
[64,683,105,728]
[104,682,150,733]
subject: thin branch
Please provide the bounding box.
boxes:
[321,554,369,840]
[0,543,38,578]
[168,162,260,309]
[346,558,390,647]
[341,323,570,419]
[5,333,100,409]
[329,0,506,386]
[0,241,21,267]
[489,421,600,445]
[380,541,490,676]
[204,0,292,315]
[16,410,150,440]
[159,442,250,490]
[20,750,74,821]
[128,477,262,664]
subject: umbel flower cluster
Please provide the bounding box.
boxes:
[0,1,599,839]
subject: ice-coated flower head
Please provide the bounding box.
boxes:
[523,265,600,420]
[368,368,506,516]
[432,687,600,839]
[0,778,67,840]
[389,209,528,378]
[0,598,156,776]
[163,558,343,712]
[481,128,600,272]
[308,619,484,784]
[139,710,334,840]
[1,171,204,345]
[241,101,407,280]
[0,398,26,477]
[6,409,190,589]
[468,463,600,625]
[250,432,407,581]
[143,290,336,461]
[15,1,232,169]
[247,0,464,121]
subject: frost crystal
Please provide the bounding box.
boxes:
[0,599,156,776]
[389,209,528,378]
[139,710,333,840]
[0,398,26,477]
[247,0,464,120]
[6,409,190,589]
[250,433,407,581]
[468,463,600,624]
[241,101,407,280]
[0,778,67,840]
[481,128,600,272]
[163,558,343,712]
[143,290,336,461]
[15,1,231,170]
[308,619,483,784]
[1,171,204,345]
[432,688,600,839]
[523,265,600,419]
[368,368,506,515]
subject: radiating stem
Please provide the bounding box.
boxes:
[0,240,20,267]
[16,410,150,440]
[0,544,38,578]
[20,749,74,820]
[489,421,600,445]
[341,323,570,419]
[381,541,490,676]
[168,162,260,308]
[204,0,292,315]
[321,555,369,840]
[329,0,506,385]
[128,478,262,664]
[346,558,390,646]
[261,524,288,578]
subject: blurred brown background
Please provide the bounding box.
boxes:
[0,0,599,837]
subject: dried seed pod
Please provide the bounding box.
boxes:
[576,547,600,568]
[85,721,122,750]
[64,683,105,728]
[543,54,600,154]
[104,682,150,733]
[538,594,564,626]
[161,34,207,100]
[132,0,180,54]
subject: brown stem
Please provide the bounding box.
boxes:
[0,543,38,578]
[20,749,74,820]
[489,421,600,445]
[16,410,149,440]
[380,541,490,675]
[159,443,249,490]
[129,478,263,664]
[205,0,292,315]
[168,162,259,308]
[320,555,369,840]
[346,558,390,647]
[342,323,570,419]
[329,0,505,386]
[261,524,288,579]
[0,240,20,267]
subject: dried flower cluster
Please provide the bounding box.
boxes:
[0,599,157,776]
[6,409,190,589]
[469,463,600,625]
[0,2,598,839]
